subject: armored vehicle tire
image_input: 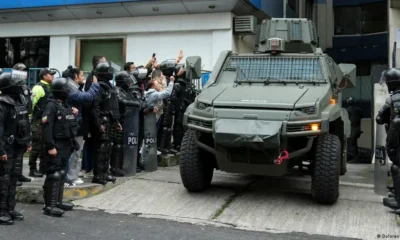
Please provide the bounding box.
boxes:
[340,138,347,176]
[179,129,214,192]
[311,134,341,205]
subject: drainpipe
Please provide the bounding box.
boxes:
[283,0,287,17]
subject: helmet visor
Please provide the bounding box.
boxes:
[11,70,28,84]
[65,78,80,95]
[109,61,122,74]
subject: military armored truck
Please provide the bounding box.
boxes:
[179,18,356,205]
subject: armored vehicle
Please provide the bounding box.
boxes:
[179,18,356,205]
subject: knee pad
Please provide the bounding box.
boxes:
[47,171,62,181]
[59,170,66,179]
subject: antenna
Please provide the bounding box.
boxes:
[393,42,397,68]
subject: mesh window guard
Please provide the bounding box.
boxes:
[224,56,325,82]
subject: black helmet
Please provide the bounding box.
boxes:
[115,71,137,89]
[383,68,400,92]
[51,77,79,99]
[95,61,121,81]
[159,59,177,77]
[131,67,148,81]
[0,70,27,91]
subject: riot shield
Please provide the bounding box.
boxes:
[123,106,140,176]
[144,111,158,172]
[373,82,390,196]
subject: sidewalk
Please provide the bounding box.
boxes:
[17,154,179,203]
[72,163,398,240]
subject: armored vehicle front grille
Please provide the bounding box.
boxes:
[225,56,325,82]
[188,118,212,129]
[229,147,276,164]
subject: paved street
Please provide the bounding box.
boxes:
[72,164,399,240]
[0,204,360,240]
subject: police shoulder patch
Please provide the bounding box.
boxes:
[42,116,48,123]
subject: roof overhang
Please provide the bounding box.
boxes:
[391,0,400,8]
[0,0,269,24]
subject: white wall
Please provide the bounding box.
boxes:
[18,12,235,72]
[389,4,400,68]
[232,34,256,54]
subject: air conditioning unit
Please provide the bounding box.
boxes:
[233,15,257,35]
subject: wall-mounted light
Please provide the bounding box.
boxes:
[96,10,102,15]
[152,7,159,12]
[208,5,216,9]
[47,13,54,17]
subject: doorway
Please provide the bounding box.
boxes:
[75,38,126,74]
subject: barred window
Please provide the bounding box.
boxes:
[224,56,325,82]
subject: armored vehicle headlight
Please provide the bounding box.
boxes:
[196,101,211,110]
[305,123,321,131]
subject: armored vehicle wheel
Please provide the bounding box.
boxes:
[311,134,341,205]
[340,138,347,176]
[179,129,214,192]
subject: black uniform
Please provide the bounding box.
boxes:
[30,81,52,176]
[111,71,140,176]
[376,68,400,211]
[158,60,180,154]
[41,77,80,217]
[91,61,121,185]
[171,65,197,151]
[0,70,32,225]
[345,97,364,163]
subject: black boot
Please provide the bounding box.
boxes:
[385,165,400,210]
[29,169,43,178]
[57,171,74,211]
[18,175,31,182]
[43,172,64,217]
[8,177,23,221]
[110,139,124,177]
[105,174,116,183]
[0,174,13,225]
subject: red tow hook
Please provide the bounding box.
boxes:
[274,150,289,165]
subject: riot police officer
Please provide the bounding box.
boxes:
[91,61,122,185]
[158,60,180,154]
[12,63,35,184]
[170,64,197,151]
[376,68,400,211]
[345,97,364,163]
[41,77,80,217]
[0,70,32,224]
[111,71,153,175]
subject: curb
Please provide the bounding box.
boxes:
[16,154,180,204]
[16,176,133,204]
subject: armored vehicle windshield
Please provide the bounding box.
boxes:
[224,55,326,84]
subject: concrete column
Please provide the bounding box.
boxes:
[389,1,400,68]
[49,36,70,74]
[316,0,333,50]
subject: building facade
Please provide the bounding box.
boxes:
[0,0,285,73]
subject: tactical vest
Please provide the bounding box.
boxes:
[49,99,79,140]
[22,85,33,114]
[391,90,400,118]
[99,81,120,121]
[116,87,136,118]
[0,95,31,145]
[32,82,50,120]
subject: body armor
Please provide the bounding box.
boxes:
[98,82,120,121]
[49,99,79,140]
[0,95,31,146]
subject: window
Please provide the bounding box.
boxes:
[334,2,387,35]
[224,56,325,82]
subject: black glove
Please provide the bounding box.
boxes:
[72,139,80,151]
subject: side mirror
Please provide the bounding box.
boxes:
[186,56,202,79]
[337,63,356,89]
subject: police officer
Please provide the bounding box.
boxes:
[12,63,34,184]
[41,77,80,217]
[91,61,122,185]
[0,70,32,224]
[171,64,197,151]
[111,71,154,175]
[158,60,180,154]
[376,68,400,211]
[30,68,57,178]
[345,97,364,163]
